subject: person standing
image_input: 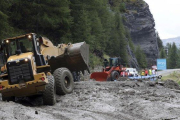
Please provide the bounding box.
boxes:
[145,69,148,76]
[127,70,130,77]
[149,69,152,75]
[152,69,155,75]
[141,69,145,76]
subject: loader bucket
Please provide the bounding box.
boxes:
[49,42,90,74]
[90,72,109,81]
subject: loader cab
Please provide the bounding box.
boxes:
[4,36,33,56]
[103,57,121,71]
[109,57,121,67]
[3,33,46,66]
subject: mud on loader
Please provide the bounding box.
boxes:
[0,33,89,105]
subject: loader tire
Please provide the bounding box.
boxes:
[111,71,119,81]
[43,75,56,105]
[53,68,74,95]
[2,94,15,102]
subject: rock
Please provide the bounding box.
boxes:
[146,81,156,87]
[124,1,159,65]
[35,111,38,114]
[164,80,180,90]
[157,81,164,86]
[123,89,136,95]
[127,44,139,69]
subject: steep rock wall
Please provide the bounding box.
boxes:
[124,1,159,66]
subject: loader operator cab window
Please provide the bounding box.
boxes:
[5,36,33,57]
[109,58,119,67]
[35,37,41,53]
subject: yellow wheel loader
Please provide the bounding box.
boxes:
[0,33,89,105]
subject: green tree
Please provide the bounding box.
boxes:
[0,0,138,68]
[119,2,126,12]
[177,47,180,68]
[115,11,128,64]
[135,45,147,68]
[71,9,91,44]
[0,1,14,39]
[9,0,72,43]
[167,42,179,69]
[125,28,135,52]
[159,48,166,58]
[89,11,104,50]
[157,32,163,51]
[0,11,9,38]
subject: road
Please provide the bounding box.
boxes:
[157,69,180,76]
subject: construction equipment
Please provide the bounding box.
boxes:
[90,57,125,81]
[0,33,89,105]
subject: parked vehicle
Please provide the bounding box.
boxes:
[126,68,138,77]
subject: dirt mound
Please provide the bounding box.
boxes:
[164,79,180,90]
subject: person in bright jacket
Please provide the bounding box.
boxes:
[141,69,145,76]
[149,69,152,75]
[145,69,148,76]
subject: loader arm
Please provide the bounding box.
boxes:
[40,37,89,74]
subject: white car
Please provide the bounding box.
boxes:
[126,68,138,77]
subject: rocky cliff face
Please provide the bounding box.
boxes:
[127,44,139,70]
[124,1,159,66]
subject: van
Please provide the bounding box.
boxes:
[126,68,138,77]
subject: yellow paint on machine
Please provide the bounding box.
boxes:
[0,73,48,97]
[7,52,37,75]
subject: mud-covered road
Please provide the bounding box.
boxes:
[0,79,180,120]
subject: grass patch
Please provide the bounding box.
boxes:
[162,71,180,85]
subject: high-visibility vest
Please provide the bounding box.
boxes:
[141,71,145,76]
[149,70,152,75]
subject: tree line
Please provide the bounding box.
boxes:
[160,42,180,69]
[0,0,148,68]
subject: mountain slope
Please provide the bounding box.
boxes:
[162,37,180,46]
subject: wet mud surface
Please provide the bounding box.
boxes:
[0,80,180,120]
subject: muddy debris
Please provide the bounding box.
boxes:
[164,79,180,90]
[0,79,180,120]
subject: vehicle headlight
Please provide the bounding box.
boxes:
[6,40,9,43]
[25,58,28,62]
[28,35,32,39]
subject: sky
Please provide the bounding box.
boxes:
[144,0,180,39]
